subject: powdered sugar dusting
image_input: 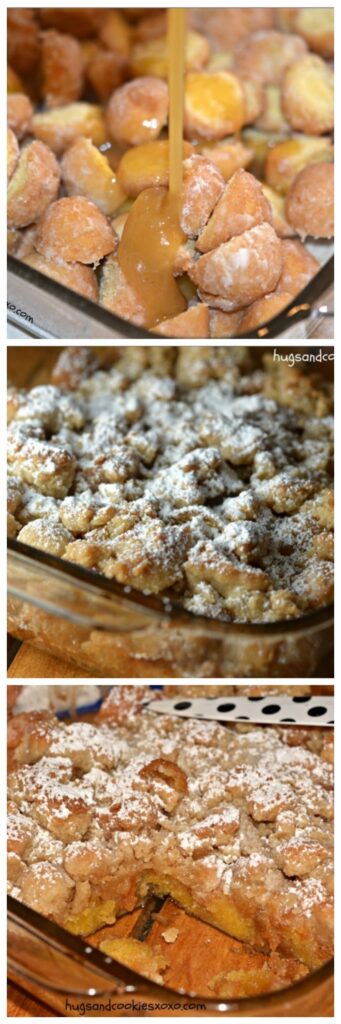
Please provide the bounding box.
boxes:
[8,348,333,623]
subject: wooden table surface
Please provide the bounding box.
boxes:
[8,641,93,678]
[8,981,58,1017]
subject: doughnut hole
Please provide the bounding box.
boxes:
[199,139,253,181]
[189,9,274,52]
[7,9,40,77]
[181,154,225,237]
[10,438,76,498]
[31,103,107,156]
[155,305,209,339]
[86,49,129,102]
[285,163,334,239]
[184,71,245,140]
[191,223,283,312]
[282,55,334,135]
[116,140,194,198]
[41,30,84,109]
[61,138,126,216]
[239,75,265,124]
[98,10,131,57]
[35,197,117,264]
[7,141,60,229]
[197,168,272,253]
[276,240,320,294]
[7,93,33,140]
[7,66,25,94]
[265,136,334,195]
[130,30,210,79]
[106,76,168,146]
[99,256,147,327]
[38,8,105,38]
[17,519,74,557]
[238,291,293,334]
[7,128,19,181]
[22,252,99,303]
[209,309,244,339]
[235,30,307,86]
[261,185,296,237]
[294,8,334,59]
[255,85,289,133]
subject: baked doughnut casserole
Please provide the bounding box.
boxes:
[8,347,334,627]
[7,685,334,997]
[7,7,334,338]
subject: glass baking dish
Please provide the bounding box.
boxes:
[7,894,334,1017]
[7,538,333,678]
[7,248,334,341]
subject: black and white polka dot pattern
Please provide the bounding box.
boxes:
[148,695,333,727]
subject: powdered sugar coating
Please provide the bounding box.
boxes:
[7,689,333,970]
[8,347,333,623]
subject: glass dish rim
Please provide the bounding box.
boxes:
[7,883,334,1008]
[8,252,334,340]
[8,536,334,638]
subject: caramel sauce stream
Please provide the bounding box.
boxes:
[168,8,186,199]
[118,9,187,329]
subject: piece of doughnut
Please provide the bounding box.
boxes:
[181,154,225,237]
[239,75,264,123]
[99,256,147,327]
[116,140,193,198]
[61,138,125,216]
[130,30,210,78]
[265,136,334,194]
[85,48,129,102]
[7,66,25,94]
[235,31,307,86]
[255,85,289,133]
[7,141,60,229]
[7,128,19,181]
[155,304,209,339]
[199,139,253,181]
[31,103,107,156]
[190,222,283,312]
[293,8,334,59]
[38,9,104,38]
[189,10,274,52]
[7,9,40,77]
[41,30,84,109]
[261,185,295,238]
[7,93,33,140]
[282,55,333,135]
[184,71,245,140]
[285,163,334,239]
[238,291,293,333]
[98,10,131,57]
[106,76,168,146]
[17,519,74,557]
[23,252,99,303]
[9,439,76,499]
[196,168,272,253]
[35,197,117,264]
[209,309,244,338]
[276,240,320,294]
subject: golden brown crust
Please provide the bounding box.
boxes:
[285,163,334,239]
[35,197,117,264]
[7,691,334,978]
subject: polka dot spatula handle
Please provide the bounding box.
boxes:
[147,695,334,727]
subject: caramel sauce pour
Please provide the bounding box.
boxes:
[118,9,187,329]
